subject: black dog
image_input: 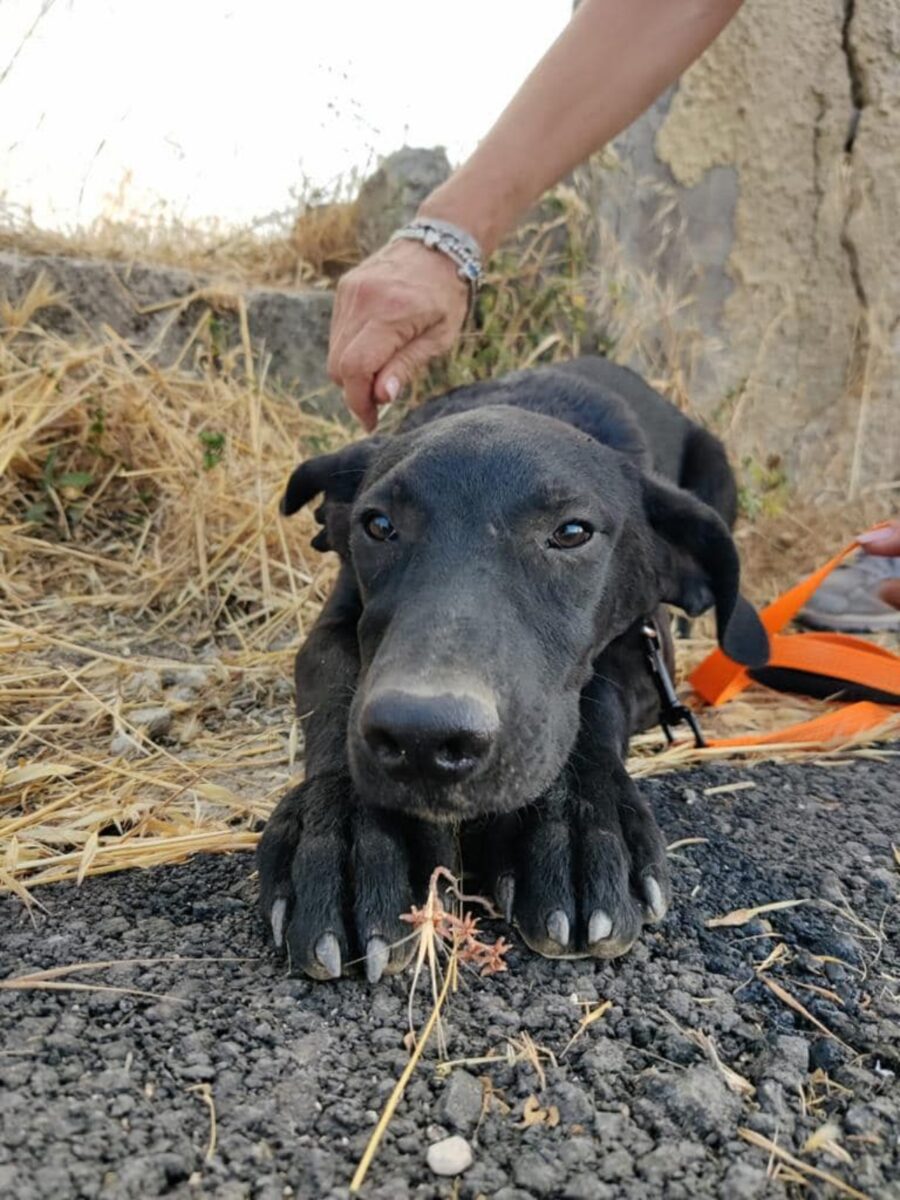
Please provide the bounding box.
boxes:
[257,357,768,981]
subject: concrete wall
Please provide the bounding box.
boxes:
[586,0,898,499]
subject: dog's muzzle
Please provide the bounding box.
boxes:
[359,687,499,785]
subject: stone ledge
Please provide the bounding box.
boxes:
[0,250,335,397]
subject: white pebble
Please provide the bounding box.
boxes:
[426,1135,473,1177]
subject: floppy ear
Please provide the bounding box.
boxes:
[281,438,381,557]
[641,475,769,668]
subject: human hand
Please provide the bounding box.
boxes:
[858,521,900,608]
[858,521,900,557]
[327,239,469,430]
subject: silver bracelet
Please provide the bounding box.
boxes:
[389,217,483,317]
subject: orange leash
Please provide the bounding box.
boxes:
[688,528,900,748]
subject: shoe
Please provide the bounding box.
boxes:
[797,551,900,633]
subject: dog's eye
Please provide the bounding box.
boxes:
[549,520,593,549]
[362,511,396,542]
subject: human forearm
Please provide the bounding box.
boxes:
[420,0,744,254]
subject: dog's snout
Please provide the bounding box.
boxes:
[361,689,499,784]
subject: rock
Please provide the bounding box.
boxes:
[121,669,162,699]
[646,1066,741,1137]
[128,705,173,739]
[552,1081,595,1125]
[0,250,334,399]
[356,146,452,254]
[721,1161,770,1198]
[163,665,212,692]
[596,1147,634,1182]
[426,1135,473,1177]
[809,1037,845,1074]
[109,730,140,758]
[513,1150,559,1195]
[582,1039,629,1075]
[844,1102,883,1136]
[755,1034,810,1087]
[437,1070,483,1133]
[563,1177,615,1200]
[756,1079,794,1129]
[639,1140,706,1182]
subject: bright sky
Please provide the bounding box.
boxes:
[0,0,572,231]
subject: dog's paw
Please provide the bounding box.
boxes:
[487,768,669,960]
[257,774,455,981]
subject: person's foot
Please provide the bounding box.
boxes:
[798,552,900,633]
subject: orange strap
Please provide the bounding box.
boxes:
[688,528,900,749]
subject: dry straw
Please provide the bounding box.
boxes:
[1,232,897,903]
[1,279,344,898]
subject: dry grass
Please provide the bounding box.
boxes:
[0,190,362,290]
[1,283,345,897]
[1,211,897,904]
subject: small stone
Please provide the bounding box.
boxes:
[513,1151,558,1195]
[179,1063,216,1081]
[109,729,140,758]
[122,669,162,698]
[129,705,172,738]
[552,1081,595,1125]
[756,1079,793,1129]
[755,1034,810,1087]
[809,1037,844,1073]
[426,1135,473,1177]
[564,1176,615,1200]
[170,666,212,690]
[722,1161,769,1198]
[356,146,452,254]
[438,1070,483,1133]
[647,1066,741,1137]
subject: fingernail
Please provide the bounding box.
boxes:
[857,526,894,544]
[384,376,400,403]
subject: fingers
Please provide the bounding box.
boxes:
[343,371,379,432]
[372,326,457,403]
[328,241,468,428]
[879,579,900,610]
[858,522,900,557]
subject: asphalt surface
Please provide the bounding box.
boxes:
[2,755,898,1200]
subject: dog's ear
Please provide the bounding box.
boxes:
[281,439,380,516]
[282,438,381,556]
[641,475,769,668]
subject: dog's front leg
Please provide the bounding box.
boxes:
[257,568,455,981]
[480,630,670,960]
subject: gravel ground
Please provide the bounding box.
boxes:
[2,755,898,1200]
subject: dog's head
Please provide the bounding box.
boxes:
[283,406,767,819]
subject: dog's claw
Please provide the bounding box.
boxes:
[496,874,515,922]
[315,933,342,979]
[365,936,390,984]
[270,898,287,949]
[588,909,613,943]
[643,876,666,922]
[547,909,570,949]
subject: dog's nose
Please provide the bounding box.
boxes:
[361,689,499,783]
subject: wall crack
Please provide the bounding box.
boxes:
[839,0,868,313]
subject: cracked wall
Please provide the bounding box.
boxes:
[586,0,898,498]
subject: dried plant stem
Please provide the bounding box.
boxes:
[350,948,456,1195]
[738,1127,870,1200]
